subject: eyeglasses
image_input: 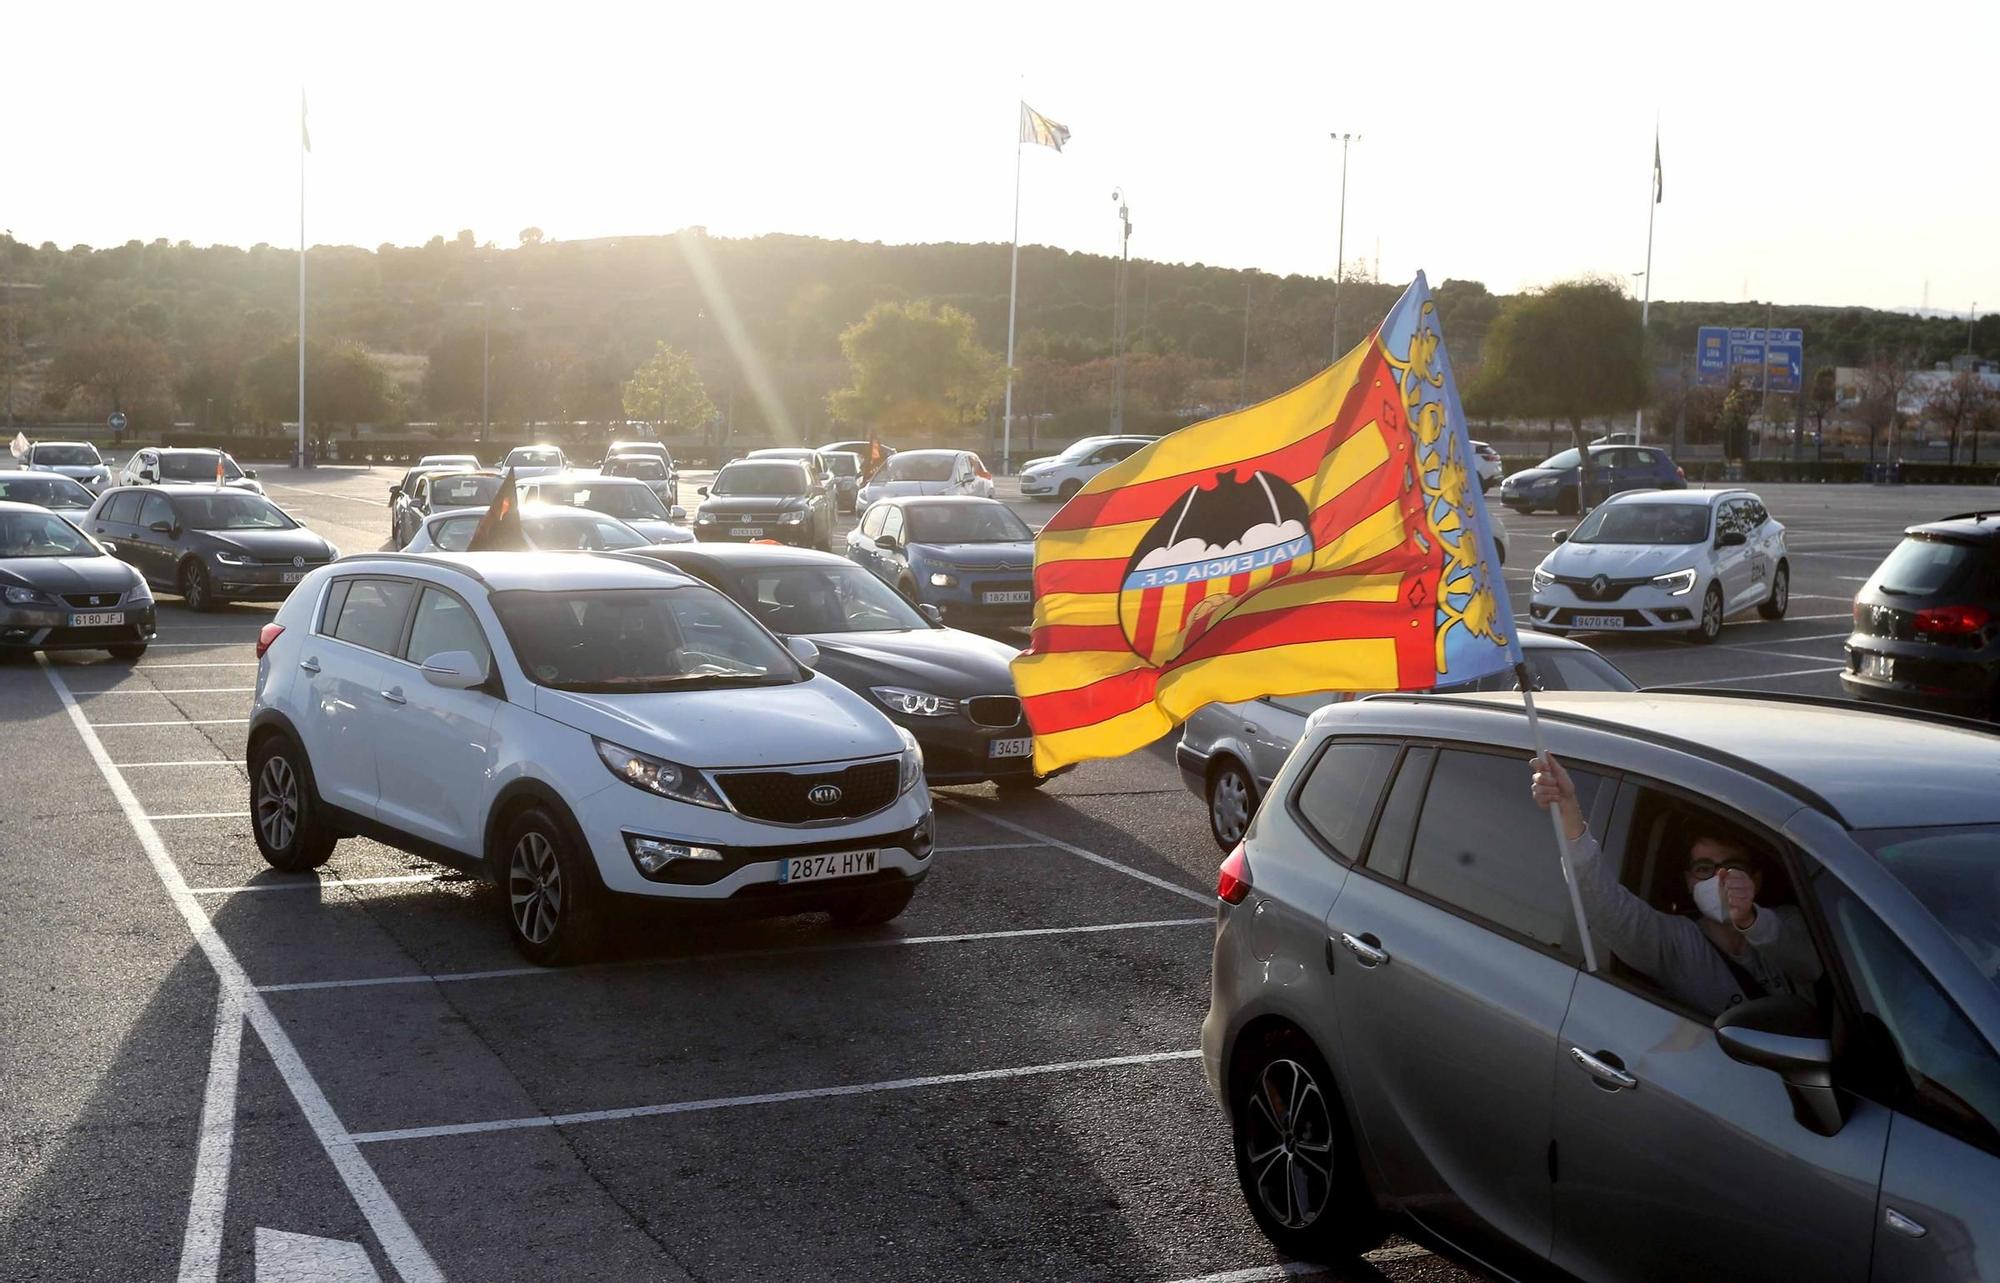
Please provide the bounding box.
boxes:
[1688,859,1758,881]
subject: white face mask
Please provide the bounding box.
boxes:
[1690,874,1729,924]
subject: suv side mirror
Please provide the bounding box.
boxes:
[419,650,488,690]
[876,534,901,551]
[1551,529,1570,544]
[1714,996,1843,1137]
[1718,530,1747,548]
[669,505,687,522]
[389,484,402,498]
[697,485,710,497]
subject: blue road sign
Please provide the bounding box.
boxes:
[1697,327,1730,384]
[108,411,127,431]
[1694,326,1803,392]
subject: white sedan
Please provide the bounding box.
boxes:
[1016,436,1156,502]
[1528,489,1788,644]
[856,449,993,508]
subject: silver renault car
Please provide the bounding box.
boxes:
[1202,690,2000,1282]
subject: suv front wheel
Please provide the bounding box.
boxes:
[1230,1028,1383,1261]
[499,806,604,965]
[249,734,337,872]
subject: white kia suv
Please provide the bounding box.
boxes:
[1528,489,1788,644]
[247,551,932,963]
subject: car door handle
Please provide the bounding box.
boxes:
[1337,932,1390,967]
[378,687,406,705]
[1242,722,1261,734]
[1569,1046,1638,1091]
[298,657,321,674]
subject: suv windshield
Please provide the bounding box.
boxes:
[713,463,806,496]
[0,475,93,509]
[31,445,98,467]
[1873,537,1986,597]
[1856,824,2000,987]
[1568,503,1710,545]
[0,510,95,558]
[539,482,668,522]
[907,504,1032,543]
[884,454,955,482]
[490,586,799,692]
[732,563,928,633]
[160,453,242,481]
[173,493,294,531]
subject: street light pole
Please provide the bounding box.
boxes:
[481,300,490,444]
[1971,302,1979,357]
[1110,189,1132,434]
[1329,133,1360,362]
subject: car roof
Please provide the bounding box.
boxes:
[1367,690,2000,829]
[891,448,969,460]
[880,494,1008,508]
[340,551,689,591]
[28,440,93,449]
[719,456,806,471]
[136,483,243,496]
[638,542,851,570]
[1598,487,1739,508]
[1907,511,2000,543]
[749,447,819,457]
[0,498,76,514]
[154,446,229,456]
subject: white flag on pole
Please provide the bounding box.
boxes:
[9,431,27,460]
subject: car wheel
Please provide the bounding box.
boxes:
[1057,480,1082,503]
[107,643,148,660]
[1695,583,1725,644]
[249,734,337,872]
[1230,1028,1383,1261]
[826,881,917,927]
[499,806,603,966]
[1759,562,1790,620]
[180,559,217,612]
[1555,489,1579,517]
[1208,758,1256,851]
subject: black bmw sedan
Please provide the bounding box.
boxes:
[84,485,338,611]
[626,542,1049,787]
[0,501,156,659]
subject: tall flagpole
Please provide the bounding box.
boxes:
[1635,121,1658,446]
[297,90,308,470]
[1001,104,1024,475]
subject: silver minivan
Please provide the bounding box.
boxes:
[1202,690,2000,1281]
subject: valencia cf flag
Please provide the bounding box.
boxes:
[864,431,887,480]
[466,468,526,551]
[1011,273,1520,773]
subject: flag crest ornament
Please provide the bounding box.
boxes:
[1011,273,1517,773]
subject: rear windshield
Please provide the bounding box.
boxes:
[536,482,668,522]
[824,454,860,476]
[0,474,94,509]
[520,511,651,551]
[884,454,955,482]
[1872,537,1986,597]
[31,445,99,467]
[507,449,562,467]
[160,453,243,481]
[431,475,503,508]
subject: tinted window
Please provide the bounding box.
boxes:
[406,587,490,670]
[1540,448,1582,469]
[173,494,293,531]
[431,515,483,552]
[159,452,240,481]
[330,579,416,654]
[1406,749,1604,954]
[1873,537,1983,596]
[0,510,95,558]
[1528,648,1636,692]
[138,494,174,529]
[735,564,928,633]
[103,492,143,524]
[1365,747,1434,880]
[489,586,799,691]
[1292,742,1400,864]
[520,512,649,551]
[0,474,94,509]
[824,453,860,477]
[32,444,99,467]
[1855,823,2000,987]
[713,463,806,496]
[430,474,502,509]
[536,481,667,522]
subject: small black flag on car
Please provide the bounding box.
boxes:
[466,468,526,551]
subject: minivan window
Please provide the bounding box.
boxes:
[330,579,416,655]
[1405,749,1605,954]
[1365,747,1435,880]
[1291,742,1400,864]
[1873,537,1983,597]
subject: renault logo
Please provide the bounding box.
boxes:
[807,784,843,807]
[293,555,306,568]
[1589,574,1610,598]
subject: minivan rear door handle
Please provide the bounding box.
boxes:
[1569,1046,1638,1091]
[1338,932,1390,967]
[298,657,320,674]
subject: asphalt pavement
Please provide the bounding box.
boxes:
[0,467,1975,1282]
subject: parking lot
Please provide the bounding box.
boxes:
[0,467,1974,1282]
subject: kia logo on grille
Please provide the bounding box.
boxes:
[293,555,306,567]
[1589,574,1610,598]
[807,784,843,807]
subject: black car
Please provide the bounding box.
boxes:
[1499,443,1686,514]
[0,469,97,513]
[626,543,1048,787]
[1844,510,2000,719]
[84,485,338,611]
[693,459,834,550]
[0,501,155,658]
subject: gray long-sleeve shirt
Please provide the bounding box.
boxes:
[1570,831,1822,1019]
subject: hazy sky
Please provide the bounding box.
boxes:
[9,0,1995,313]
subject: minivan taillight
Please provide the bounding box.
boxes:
[1913,605,1991,636]
[256,623,284,658]
[1217,843,1252,905]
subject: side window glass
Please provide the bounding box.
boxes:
[105,492,141,524]
[138,494,174,529]
[406,587,491,670]
[859,506,885,538]
[329,579,416,655]
[882,507,905,542]
[1406,749,1606,955]
[1364,747,1435,881]
[1749,501,1769,526]
[318,580,352,635]
[1815,874,2000,1150]
[1290,741,1400,865]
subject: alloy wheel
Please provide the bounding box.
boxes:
[1243,1057,1335,1230]
[1702,586,1723,640]
[256,755,298,852]
[1211,767,1252,847]
[509,831,563,945]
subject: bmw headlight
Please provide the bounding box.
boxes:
[895,725,925,794]
[594,739,725,809]
[3,585,53,606]
[213,551,254,566]
[928,571,957,588]
[1531,567,1554,592]
[873,685,959,717]
[1651,568,1697,596]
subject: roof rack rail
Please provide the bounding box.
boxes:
[1359,692,1843,819]
[331,550,490,586]
[1635,685,2000,737]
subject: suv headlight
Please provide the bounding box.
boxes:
[594,739,725,809]
[213,551,254,566]
[782,510,805,524]
[895,725,924,794]
[1531,567,1554,592]
[1651,568,1697,596]
[696,511,715,524]
[3,585,53,606]
[927,570,957,588]
[873,685,958,717]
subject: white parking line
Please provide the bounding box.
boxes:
[177,991,243,1283]
[146,811,252,821]
[137,661,261,668]
[91,718,250,728]
[1660,664,1845,684]
[116,760,244,769]
[37,658,443,1282]
[940,802,1211,906]
[345,1049,1202,1144]
[72,687,256,696]
[258,917,1213,993]
[1732,631,1852,646]
[146,643,257,649]
[189,873,439,894]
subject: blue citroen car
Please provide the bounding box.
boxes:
[1500,443,1686,515]
[846,496,1035,632]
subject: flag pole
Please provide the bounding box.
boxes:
[1635,120,1658,447]
[297,90,308,471]
[1001,102,1024,476]
[1518,671,1599,973]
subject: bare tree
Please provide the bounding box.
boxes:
[1925,369,1995,465]
[1857,354,1915,468]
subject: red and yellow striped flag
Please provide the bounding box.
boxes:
[1012,273,1516,772]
